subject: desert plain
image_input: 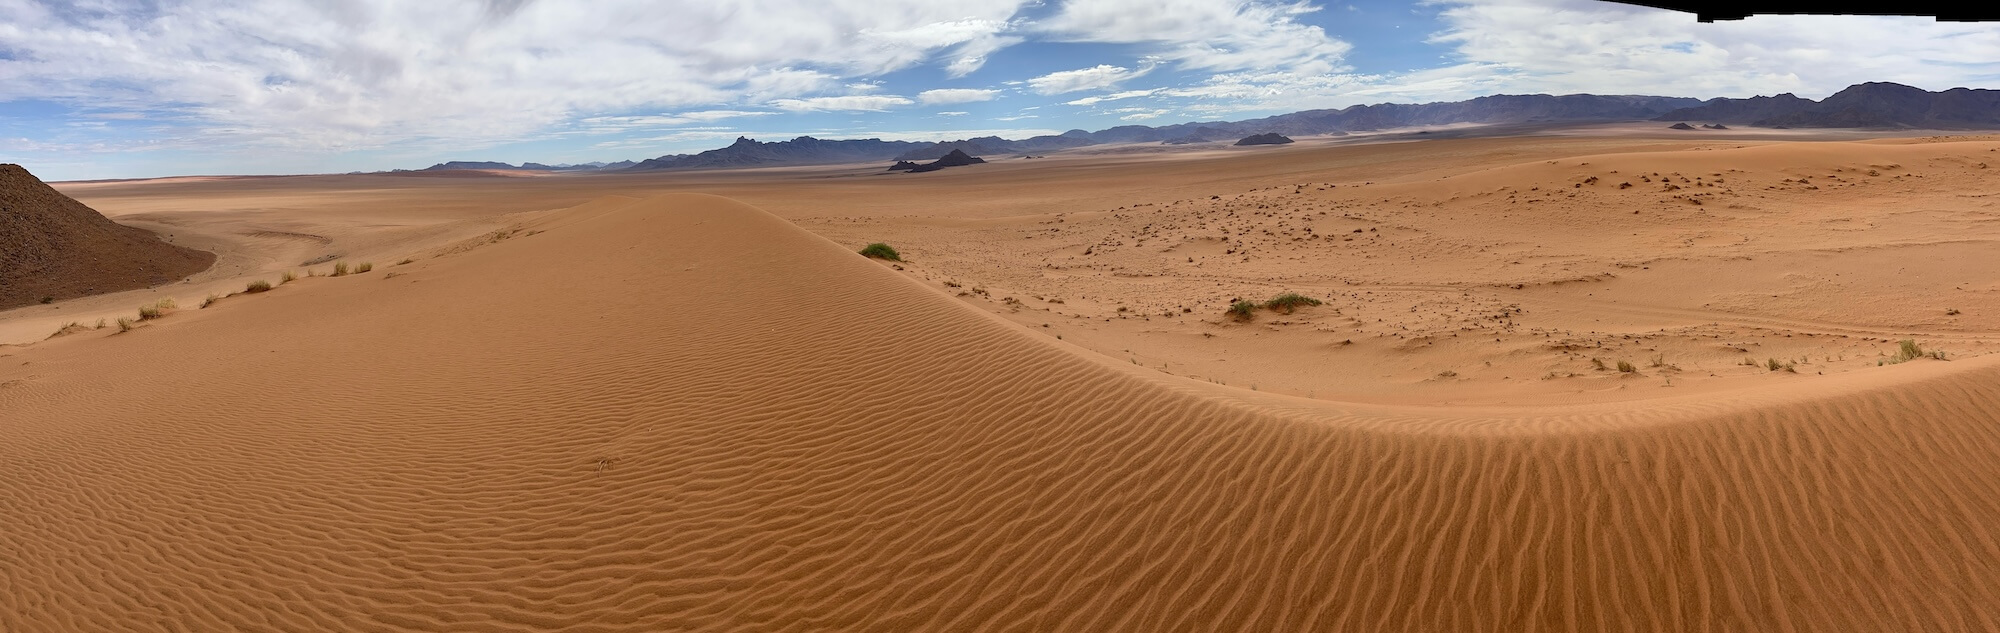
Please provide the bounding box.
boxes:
[6,125,2000,630]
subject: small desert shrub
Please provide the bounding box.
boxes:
[137,305,163,320]
[859,243,902,261]
[1766,358,1783,371]
[202,294,221,309]
[245,280,273,293]
[116,317,135,332]
[154,298,177,310]
[1894,339,1924,363]
[94,318,106,329]
[332,262,350,277]
[1437,370,1458,378]
[355,262,373,274]
[1227,300,1259,321]
[281,270,297,284]
[1263,292,1323,314]
[1616,360,1636,373]
[1590,357,1608,371]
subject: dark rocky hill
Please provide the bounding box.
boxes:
[0,164,215,309]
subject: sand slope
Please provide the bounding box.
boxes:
[5,193,2000,631]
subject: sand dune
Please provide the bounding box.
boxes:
[6,192,2000,631]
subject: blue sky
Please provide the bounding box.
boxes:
[4,0,2000,181]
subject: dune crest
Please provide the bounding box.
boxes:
[4,193,2000,631]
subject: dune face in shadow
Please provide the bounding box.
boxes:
[4,193,2000,631]
[0,164,215,308]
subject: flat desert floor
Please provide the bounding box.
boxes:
[5,126,2000,631]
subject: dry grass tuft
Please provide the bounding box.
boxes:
[244,280,273,293]
[355,262,373,274]
[281,270,298,284]
[331,262,350,277]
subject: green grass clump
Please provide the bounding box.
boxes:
[1263,292,1323,314]
[331,262,350,277]
[859,243,902,261]
[355,262,373,274]
[244,280,273,293]
[1227,300,1259,321]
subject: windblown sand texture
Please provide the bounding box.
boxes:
[6,130,2000,631]
[0,164,214,308]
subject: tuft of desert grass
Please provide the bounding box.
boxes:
[281,270,297,284]
[202,294,221,309]
[1263,292,1323,314]
[355,262,373,274]
[116,317,135,333]
[1616,360,1636,373]
[859,243,902,261]
[1227,300,1258,321]
[331,262,350,277]
[397,258,415,266]
[244,280,273,293]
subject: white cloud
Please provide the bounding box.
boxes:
[1065,89,1158,106]
[1423,0,2000,99]
[767,95,915,112]
[917,88,1001,105]
[1117,108,1171,120]
[575,110,776,134]
[1038,0,1353,74]
[1027,64,1153,95]
[0,0,1035,152]
[937,111,970,116]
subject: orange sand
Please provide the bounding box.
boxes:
[5,129,2000,631]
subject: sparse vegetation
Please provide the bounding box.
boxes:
[398,258,415,266]
[1616,360,1636,373]
[1436,370,1458,378]
[202,294,221,309]
[281,270,297,284]
[1263,292,1323,314]
[136,299,172,320]
[1590,357,1608,371]
[1882,339,1946,365]
[859,243,902,261]
[116,317,135,333]
[332,262,350,277]
[355,262,373,274]
[244,280,273,293]
[1227,300,1259,321]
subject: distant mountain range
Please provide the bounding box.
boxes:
[1654,82,2000,128]
[408,82,2000,174]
